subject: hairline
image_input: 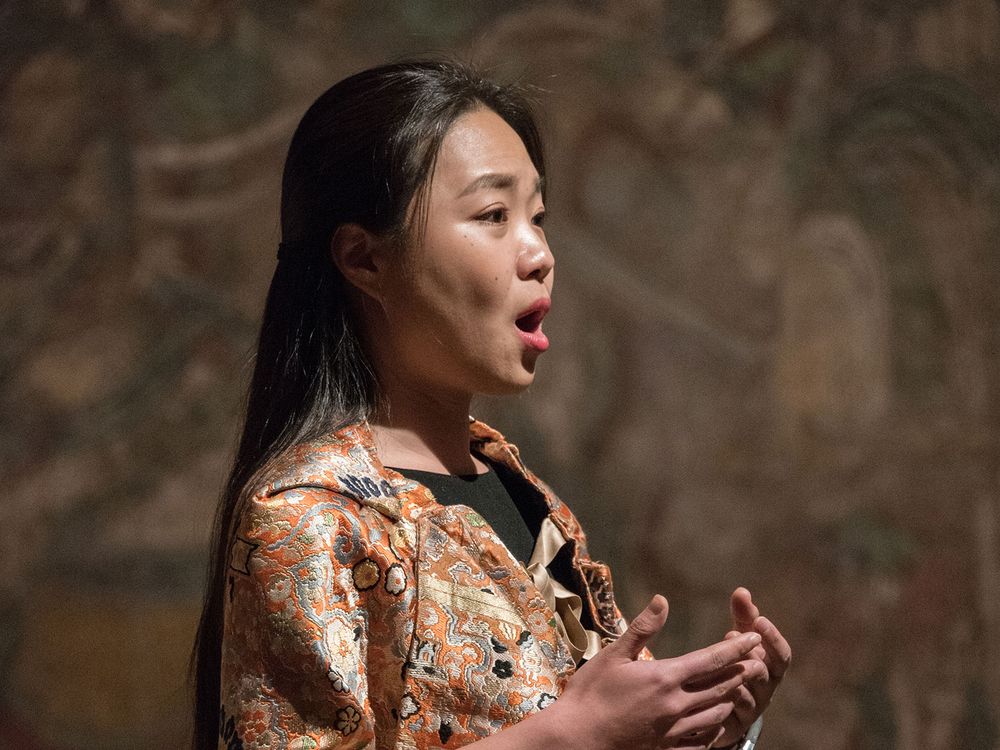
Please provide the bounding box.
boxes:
[399,100,544,254]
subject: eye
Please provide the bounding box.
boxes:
[477,207,508,224]
[532,209,546,228]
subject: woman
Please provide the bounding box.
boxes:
[192,58,790,750]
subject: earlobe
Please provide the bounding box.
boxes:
[330,223,387,302]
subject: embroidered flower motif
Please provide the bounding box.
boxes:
[325,622,358,663]
[327,668,350,693]
[265,575,292,602]
[537,692,556,710]
[388,525,412,560]
[492,659,514,679]
[220,420,626,748]
[352,558,380,591]
[384,563,406,595]
[497,621,519,642]
[335,705,362,735]
[400,693,419,719]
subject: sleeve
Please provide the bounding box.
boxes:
[219,487,385,750]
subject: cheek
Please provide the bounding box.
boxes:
[422,254,510,316]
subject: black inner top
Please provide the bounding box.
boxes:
[387,452,548,565]
[389,452,605,656]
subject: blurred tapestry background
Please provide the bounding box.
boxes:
[2,0,999,747]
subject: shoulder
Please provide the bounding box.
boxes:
[249,422,403,521]
[230,464,416,618]
[231,423,413,574]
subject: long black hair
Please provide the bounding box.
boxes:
[191,58,547,748]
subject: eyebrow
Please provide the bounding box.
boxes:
[458,172,544,198]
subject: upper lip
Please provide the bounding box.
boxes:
[515,297,551,330]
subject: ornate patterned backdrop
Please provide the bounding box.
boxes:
[2,1,998,747]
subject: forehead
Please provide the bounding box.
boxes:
[432,108,538,191]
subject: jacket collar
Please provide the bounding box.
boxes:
[334,416,546,523]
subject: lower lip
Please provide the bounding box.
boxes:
[517,325,549,352]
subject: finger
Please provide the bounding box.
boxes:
[663,700,734,741]
[713,687,758,750]
[716,719,745,750]
[679,660,765,714]
[611,594,669,660]
[676,631,761,682]
[684,657,765,692]
[730,683,757,720]
[754,616,792,679]
[730,587,759,631]
[726,631,766,662]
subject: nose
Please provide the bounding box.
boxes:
[517,227,554,283]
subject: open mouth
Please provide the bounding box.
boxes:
[515,309,544,332]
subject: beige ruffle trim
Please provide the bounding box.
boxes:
[525,516,603,663]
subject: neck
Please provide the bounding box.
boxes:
[369,376,487,476]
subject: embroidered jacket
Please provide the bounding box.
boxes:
[219,418,639,750]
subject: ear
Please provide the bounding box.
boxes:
[329,223,391,303]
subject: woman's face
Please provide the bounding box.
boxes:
[376,107,554,400]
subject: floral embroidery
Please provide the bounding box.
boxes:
[400,692,420,718]
[265,575,292,602]
[219,418,643,749]
[335,705,362,735]
[351,557,380,591]
[537,692,556,710]
[384,562,406,595]
[492,659,514,679]
[327,667,350,693]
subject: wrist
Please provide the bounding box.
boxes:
[534,696,584,749]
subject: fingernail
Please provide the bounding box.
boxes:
[648,595,666,615]
[745,632,762,646]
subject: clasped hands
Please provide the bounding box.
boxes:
[550,588,791,750]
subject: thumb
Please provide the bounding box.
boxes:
[730,587,759,631]
[610,594,668,660]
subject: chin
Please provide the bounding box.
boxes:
[479,368,536,396]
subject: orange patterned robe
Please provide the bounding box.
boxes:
[219,418,640,750]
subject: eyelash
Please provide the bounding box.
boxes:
[477,208,547,227]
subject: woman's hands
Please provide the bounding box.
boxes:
[712,588,792,748]
[546,595,767,750]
